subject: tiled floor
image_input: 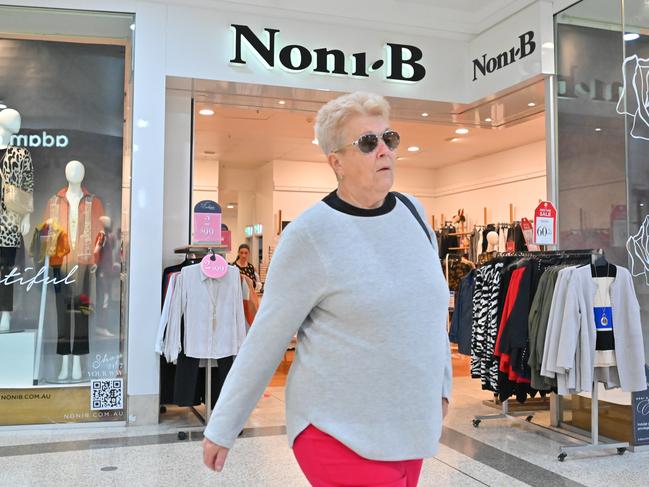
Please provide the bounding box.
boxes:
[2,372,649,486]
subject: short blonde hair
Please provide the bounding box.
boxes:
[315,92,390,155]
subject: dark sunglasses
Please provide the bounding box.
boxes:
[334,130,400,154]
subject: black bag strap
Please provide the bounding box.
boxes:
[393,192,432,245]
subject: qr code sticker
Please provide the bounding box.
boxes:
[91,379,124,411]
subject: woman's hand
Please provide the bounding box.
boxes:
[442,398,449,420]
[203,438,230,472]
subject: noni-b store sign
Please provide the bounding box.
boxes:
[229,24,426,83]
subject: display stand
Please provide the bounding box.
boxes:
[557,382,628,461]
[556,250,628,460]
[33,255,49,385]
[173,245,222,440]
[472,398,535,428]
[471,249,598,434]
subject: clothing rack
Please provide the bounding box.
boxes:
[494,249,595,259]
[174,244,229,255]
[556,249,628,461]
[172,245,226,439]
[472,397,536,428]
[473,249,629,460]
[472,249,628,462]
[557,383,628,461]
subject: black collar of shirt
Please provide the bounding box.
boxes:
[323,190,396,217]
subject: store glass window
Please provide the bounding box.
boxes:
[556,0,649,442]
[0,6,133,425]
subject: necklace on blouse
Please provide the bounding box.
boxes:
[594,262,611,327]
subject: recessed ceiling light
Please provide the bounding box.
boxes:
[278,100,286,105]
[484,117,492,122]
[455,128,469,135]
[421,112,429,117]
[449,137,461,143]
[595,127,602,132]
[407,146,420,152]
[397,156,405,161]
[312,138,318,145]
[199,108,214,116]
[528,102,536,107]
[624,32,640,41]
[227,203,235,209]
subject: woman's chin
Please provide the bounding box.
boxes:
[376,172,394,191]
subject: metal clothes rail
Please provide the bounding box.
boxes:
[172,245,223,440]
[471,249,629,460]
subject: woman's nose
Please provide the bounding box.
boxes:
[375,138,392,158]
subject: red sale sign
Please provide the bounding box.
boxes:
[220,230,232,252]
[534,201,557,246]
[520,218,540,251]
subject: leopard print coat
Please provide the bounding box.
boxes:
[0,146,34,247]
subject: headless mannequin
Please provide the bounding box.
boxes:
[486,231,499,252]
[58,160,85,381]
[0,109,31,332]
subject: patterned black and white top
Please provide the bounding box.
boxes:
[470,261,504,393]
[0,146,34,247]
[233,260,257,288]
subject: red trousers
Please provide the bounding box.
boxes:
[293,425,423,487]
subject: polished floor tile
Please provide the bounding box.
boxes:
[1,376,649,486]
[0,434,524,487]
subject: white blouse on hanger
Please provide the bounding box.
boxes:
[155,272,178,358]
[166,264,247,362]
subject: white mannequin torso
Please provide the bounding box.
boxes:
[486,231,499,252]
[64,161,86,248]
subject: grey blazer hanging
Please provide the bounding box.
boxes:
[556,265,646,393]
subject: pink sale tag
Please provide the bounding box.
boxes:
[193,212,222,244]
[201,254,228,279]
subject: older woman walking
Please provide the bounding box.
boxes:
[203,92,452,487]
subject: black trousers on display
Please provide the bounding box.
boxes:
[0,247,17,312]
[173,354,234,408]
[160,317,236,408]
[54,265,90,356]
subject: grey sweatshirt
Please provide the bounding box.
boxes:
[204,191,452,461]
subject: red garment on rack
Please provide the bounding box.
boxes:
[494,267,531,384]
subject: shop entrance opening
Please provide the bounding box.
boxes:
[160,78,548,431]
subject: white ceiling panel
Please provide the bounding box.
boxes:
[194,102,545,170]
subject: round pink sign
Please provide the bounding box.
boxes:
[201,254,228,279]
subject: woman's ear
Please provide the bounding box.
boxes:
[328,152,344,181]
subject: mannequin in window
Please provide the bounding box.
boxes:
[47,160,104,381]
[0,109,34,332]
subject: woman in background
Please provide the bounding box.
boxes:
[232,243,259,290]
